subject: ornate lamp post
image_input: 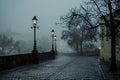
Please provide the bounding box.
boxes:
[31,16,38,53]
[51,29,55,52]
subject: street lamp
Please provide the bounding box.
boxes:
[54,35,57,54]
[51,29,55,52]
[31,16,38,53]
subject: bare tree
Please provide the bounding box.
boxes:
[59,8,98,55]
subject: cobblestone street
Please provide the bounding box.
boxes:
[0,54,114,80]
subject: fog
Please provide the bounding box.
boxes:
[0,0,88,54]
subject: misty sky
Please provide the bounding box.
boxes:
[0,0,87,41]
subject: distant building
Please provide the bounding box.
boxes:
[100,1,120,67]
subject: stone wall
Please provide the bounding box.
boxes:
[0,52,55,71]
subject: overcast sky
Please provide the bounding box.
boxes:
[0,0,87,41]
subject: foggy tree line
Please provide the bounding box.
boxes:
[0,33,51,55]
[0,34,20,55]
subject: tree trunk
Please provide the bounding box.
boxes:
[80,42,83,56]
[109,0,117,72]
[110,29,117,72]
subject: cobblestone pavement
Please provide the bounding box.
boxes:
[0,54,115,80]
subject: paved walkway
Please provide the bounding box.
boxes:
[0,54,114,80]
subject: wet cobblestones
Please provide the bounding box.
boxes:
[0,54,115,80]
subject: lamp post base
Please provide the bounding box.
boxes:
[51,50,55,53]
[32,49,39,64]
[32,49,38,54]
